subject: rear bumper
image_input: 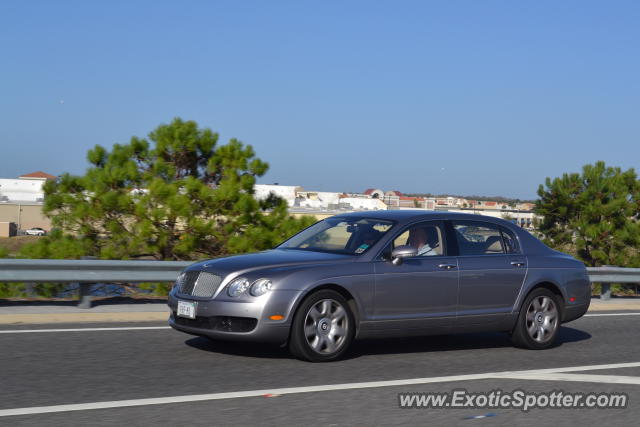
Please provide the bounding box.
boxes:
[562,299,590,323]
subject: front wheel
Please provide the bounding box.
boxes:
[288,290,355,362]
[511,288,562,349]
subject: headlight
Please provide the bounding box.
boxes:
[250,278,272,296]
[227,277,251,297]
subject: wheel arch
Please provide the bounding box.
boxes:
[522,281,566,319]
[289,283,361,338]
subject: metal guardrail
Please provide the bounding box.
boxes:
[0,260,638,307]
[0,259,192,283]
[586,266,640,300]
[0,259,193,308]
[585,266,640,283]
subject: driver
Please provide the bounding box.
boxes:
[407,226,440,256]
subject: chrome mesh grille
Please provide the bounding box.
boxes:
[178,271,222,298]
[178,271,200,295]
[192,272,223,297]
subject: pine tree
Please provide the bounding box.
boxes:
[21,118,314,260]
[535,161,640,267]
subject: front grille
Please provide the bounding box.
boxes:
[174,315,257,333]
[177,271,223,298]
[178,271,200,295]
[192,272,223,297]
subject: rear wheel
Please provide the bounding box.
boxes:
[289,290,355,362]
[511,288,561,349]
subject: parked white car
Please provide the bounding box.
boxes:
[24,227,46,236]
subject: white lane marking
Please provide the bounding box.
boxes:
[0,374,511,417]
[492,361,640,375]
[1,361,639,417]
[584,312,640,317]
[497,373,640,385]
[0,326,171,334]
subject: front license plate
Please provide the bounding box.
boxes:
[177,300,197,319]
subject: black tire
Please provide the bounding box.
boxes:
[511,288,562,349]
[288,289,355,362]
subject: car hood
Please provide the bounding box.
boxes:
[191,249,355,276]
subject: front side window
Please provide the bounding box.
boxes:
[392,222,444,257]
[278,217,394,255]
[452,221,506,255]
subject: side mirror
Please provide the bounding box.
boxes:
[390,245,417,265]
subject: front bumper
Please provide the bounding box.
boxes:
[167,290,301,344]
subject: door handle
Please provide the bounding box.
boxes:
[510,261,525,267]
[438,264,457,270]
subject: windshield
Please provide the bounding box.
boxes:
[278,217,395,255]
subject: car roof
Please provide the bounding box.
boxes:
[331,209,502,223]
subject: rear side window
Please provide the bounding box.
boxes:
[452,221,505,256]
[500,227,520,254]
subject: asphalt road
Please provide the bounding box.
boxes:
[1,313,639,426]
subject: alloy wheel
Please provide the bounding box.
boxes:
[525,295,558,343]
[303,299,349,354]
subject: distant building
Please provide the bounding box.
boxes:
[424,198,436,209]
[254,184,303,207]
[0,171,55,203]
[398,196,424,208]
[338,196,387,210]
[18,171,57,181]
[380,190,400,207]
[516,202,536,211]
[253,177,527,227]
[363,188,384,199]
[477,200,499,209]
[0,171,55,231]
[296,191,342,209]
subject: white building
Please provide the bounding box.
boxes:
[0,171,55,203]
[254,184,303,207]
[295,191,342,209]
[339,197,387,210]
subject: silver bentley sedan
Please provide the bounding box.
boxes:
[168,211,591,362]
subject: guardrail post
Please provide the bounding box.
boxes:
[24,282,36,298]
[77,282,93,309]
[77,256,98,309]
[600,283,611,300]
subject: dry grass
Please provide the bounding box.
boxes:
[0,236,41,256]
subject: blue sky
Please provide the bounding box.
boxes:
[1,0,639,199]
